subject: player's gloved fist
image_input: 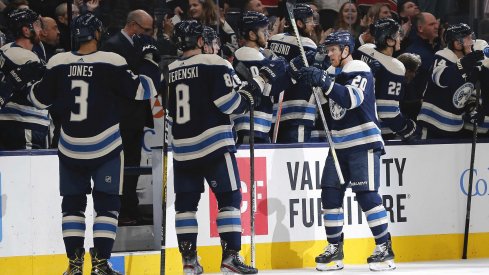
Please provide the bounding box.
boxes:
[298,66,333,91]
[133,34,161,63]
[4,61,45,91]
[463,98,485,124]
[259,57,287,84]
[368,60,382,75]
[288,51,315,79]
[397,119,421,142]
[238,82,261,107]
[457,50,484,75]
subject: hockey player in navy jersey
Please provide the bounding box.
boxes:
[28,14,160,275]
[0,9,48,150]
[298,31,395,272]
[417,23,484,139]
[267,3,318,142]
[232,11,283,144]
[357,18,420,141]
[168,20,285,275]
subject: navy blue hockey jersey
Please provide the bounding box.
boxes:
[0,43,49,132]
[417,48,476,134]
[267,33,318,128]
[357,43,410,135]
[324,60,384,152]
[168,54,250,166]
[29,51,158,164]
[232,46,274,141]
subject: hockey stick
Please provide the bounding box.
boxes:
[285,0,345,184]
[160,57,174,275]
[234,61,257,267]
[462,82,481,259]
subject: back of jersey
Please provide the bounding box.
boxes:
[168,54,242,166]
[30,51,155,164]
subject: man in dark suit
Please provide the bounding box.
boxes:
[101,9,155,226]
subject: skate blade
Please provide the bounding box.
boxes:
[316,260,344,271]
[369,260,396,272]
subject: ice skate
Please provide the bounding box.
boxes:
[179,241,203,275]
[89,247,122,275]
[220,240,258,274]
[63,247,84,275]
[315,240,344,271]
[367,237,396,272]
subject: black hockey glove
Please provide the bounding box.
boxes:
[298,66,333,92]
[457,50,484,76]
[288,51,315,79]
[133,34,161,63]
[4,61,45,91]
[238,82,262,108]
[396,119,421,142]
[259,57,287,84]
[463,97,485,125]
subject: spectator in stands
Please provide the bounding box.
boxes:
[188,0,238,59]
[101,9,155,226]
[243,0,266,14]
[401,12,439,121]
[335,2,362,38]
[397,0,420,51]
[316,0,348,31]
[55,2,80,51]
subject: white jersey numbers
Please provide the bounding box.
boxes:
[70,80,89,122]
[176,83,191,124]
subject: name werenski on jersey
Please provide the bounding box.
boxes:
[68,65,93,77]
[168,66,199,83]
[268,42,291,56]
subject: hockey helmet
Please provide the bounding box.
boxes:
[72,13,103,44]
[202,26,220,53]
[324,31,355,55]
[173,20,204,51]
[444,23,474,50]
[239,11,269,38]
[7,8,40,37]
[293,3,314,22]
[372,18,400,50]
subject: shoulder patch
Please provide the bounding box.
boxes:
[435,48,458,63]
[234,47,265,62]
[343,60,371,73]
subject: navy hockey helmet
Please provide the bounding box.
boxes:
[239,11,269,38]
[7,8,40,37]
[444,23,473,50]
[293,3,314,22]
[202,26,220,47]
[173,20,204,51]
[372,18,400,50]
[72,13,103,43]
[324,31,355,55]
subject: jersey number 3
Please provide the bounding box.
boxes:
[71,80,89,122]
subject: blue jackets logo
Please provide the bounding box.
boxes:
[460,168,488,196]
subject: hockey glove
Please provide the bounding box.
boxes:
[396,119,421,142]
[288,51,315,80]
[298,66,333,92]
[4,61,45,91]
[238,82,261,107]
[259,57,287,84]
[133,34,161,63]
[463,97,485,125]
[457,50,484,77]
[0,76,14,110]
